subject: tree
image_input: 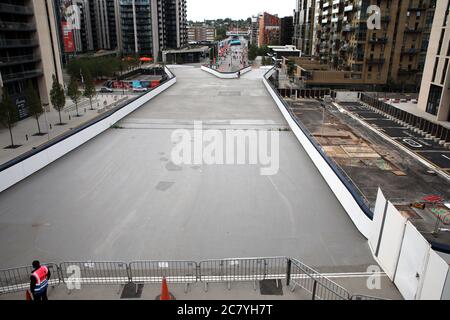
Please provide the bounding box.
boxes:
[26,82,44,135]
[83,72,96,110]
[50,75,66,125]
[67,77,82,117]
[0,91,19,148]
[287,61,296,79]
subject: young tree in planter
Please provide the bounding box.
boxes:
[68,77,82,117]
[83,72,96,110]
[26,82,44,135]
[0,91,19,148]
[50,75,66,125]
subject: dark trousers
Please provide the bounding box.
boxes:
[33,288,48,301]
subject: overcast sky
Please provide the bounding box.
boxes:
[188,0,296,21]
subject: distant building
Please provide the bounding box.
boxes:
[293,0,315,55]
[188,25,216,42]
[418,1,450,121]
[297,0,437,91]
[280,16,294,46]
[258,12,280,47]
[0,0,63,117]
[250,15,259,46]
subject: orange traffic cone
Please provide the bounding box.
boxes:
[26,290,32,301]
[159,277,173,300]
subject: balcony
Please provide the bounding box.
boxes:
[404,28,422,33]
[0,38,39,48]
[0,54,41,67]
[1,69,43,83]
[366,58,385,65]
[0,3,33,15]
[401,48,420,55]
[398,68,419,75]
[0,21,36,32]
[368,37,388,44]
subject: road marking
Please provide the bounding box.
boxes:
[443,155,450,161]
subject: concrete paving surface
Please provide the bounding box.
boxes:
[0,66,402,299]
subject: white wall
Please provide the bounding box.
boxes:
[263,69,372,238]
[369,188,387,254]
[375,202,407,280]
[201,65,252,79]
[0,69,176,193]
[419,249,449,300]
[394,222,431,300]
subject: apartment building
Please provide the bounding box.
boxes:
[258,12,280,47]
[90,0,121,51]
[117,0,188,59]
[188,24,215,42]
[280,16,294,46]
[312,0,436,90]
[293,0,315,55]
[418,0,450,121]
[250,15,259,46]
[0,0,63,117]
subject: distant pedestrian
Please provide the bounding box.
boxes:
[30,260,51,301]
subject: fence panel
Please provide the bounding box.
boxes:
[199,257,288,283]
[0,263,60,295]
[59,262,129,285]
[290,259,350,300]
[129,261,197,284]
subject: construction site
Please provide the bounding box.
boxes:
[283,97,450,247]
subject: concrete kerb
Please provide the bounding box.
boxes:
[0,67,177,193]
[262,67,373,238]
[201,65,252,79]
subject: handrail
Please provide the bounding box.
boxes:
[263,66,373,219]
[202,63,252,75]
[0,256,363,300]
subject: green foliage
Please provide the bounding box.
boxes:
[68,77,82,116]
[83,72,96,109]
[287,61,296,78]
[50,75,66,124]
[0,91,19,146]
[247,44,270,61]
[26,82,43,134]
[66,55,139,81]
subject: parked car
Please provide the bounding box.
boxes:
[99,87,113,93]
[133,87,148,93]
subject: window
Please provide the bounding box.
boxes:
[426,85,443,116]
[432,57,439,82]
[442,59,449,84]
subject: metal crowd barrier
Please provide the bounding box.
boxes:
[289,259,351,300]
[59,262,130,285]
[0,263,60,295]
[0,258,380,300]
[129,261,197,293]
[199,257,288,291]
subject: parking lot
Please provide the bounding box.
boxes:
[340,102,450,171]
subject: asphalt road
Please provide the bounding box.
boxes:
[0,67,375,272]
[341,102,450,170]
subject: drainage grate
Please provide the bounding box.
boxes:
[120,283,144,299]
[259,279,283,296]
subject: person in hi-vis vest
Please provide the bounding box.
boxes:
[30,260,51,301]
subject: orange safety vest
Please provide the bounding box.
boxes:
[32,266,49,293]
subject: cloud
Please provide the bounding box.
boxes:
[187,0,295,21]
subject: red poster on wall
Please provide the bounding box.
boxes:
[62,21,75,53]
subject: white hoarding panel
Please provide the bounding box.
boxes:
[394,222,431,300]
[377,202,407,280]
[419,249,449,300]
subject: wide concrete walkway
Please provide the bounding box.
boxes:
[0,67,376,276]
